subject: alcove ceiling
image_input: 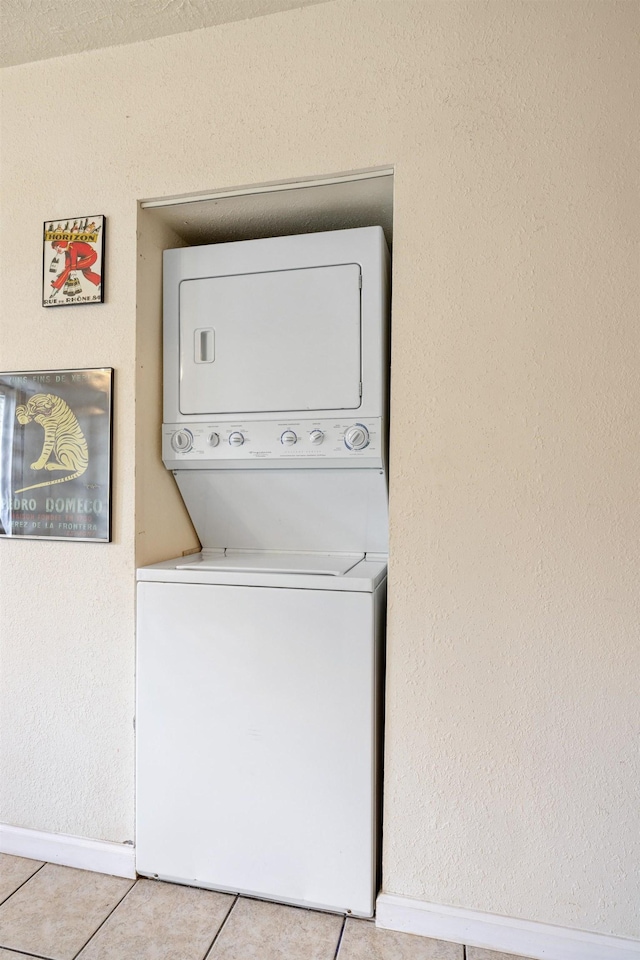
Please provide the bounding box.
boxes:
[0,0,330,68]
[143,172,394,248]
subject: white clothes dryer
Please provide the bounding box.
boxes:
[136,227,390,917]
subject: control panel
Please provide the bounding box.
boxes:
[163,418,384,468]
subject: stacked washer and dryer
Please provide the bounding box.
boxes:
[136,226,390,918]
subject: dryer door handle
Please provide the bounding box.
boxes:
[195,328,215,364]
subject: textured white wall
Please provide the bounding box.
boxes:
[0,0,637,940]
[135,210,199,568]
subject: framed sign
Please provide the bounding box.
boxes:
[0,368,113,542]
[43,216,105,307]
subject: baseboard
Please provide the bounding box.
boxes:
[0,823,136,880]
[376,893,640,960]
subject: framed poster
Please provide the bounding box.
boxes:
[43,216,105,307]
[0,368,113,542]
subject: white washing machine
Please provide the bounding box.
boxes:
[136,227,390,917]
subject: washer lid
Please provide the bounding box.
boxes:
[175,550,363,576]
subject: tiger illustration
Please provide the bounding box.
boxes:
[14,393,89,493]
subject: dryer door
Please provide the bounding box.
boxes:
[179,263,361,415]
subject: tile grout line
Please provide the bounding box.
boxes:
[0,861,47,909]
[0,947,52,959]
[333,914,347,960]
[69,876,139,959]
[200,893,239,959]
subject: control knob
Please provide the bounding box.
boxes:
[344,424,370,451]
[228,432,245,447]
[171,429,193,453]
[309,430,324,445]
[207,432,220,447]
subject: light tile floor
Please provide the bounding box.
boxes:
[0,855,536,960]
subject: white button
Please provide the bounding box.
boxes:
[309,430,324,445]
[208,432,220,447]
[281,430,297,446]
[229,432,244,447]
[171,429,192,453]
[344,424,370,451]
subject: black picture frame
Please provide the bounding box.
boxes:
[0,368,114,542]
[42,216,106,307]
